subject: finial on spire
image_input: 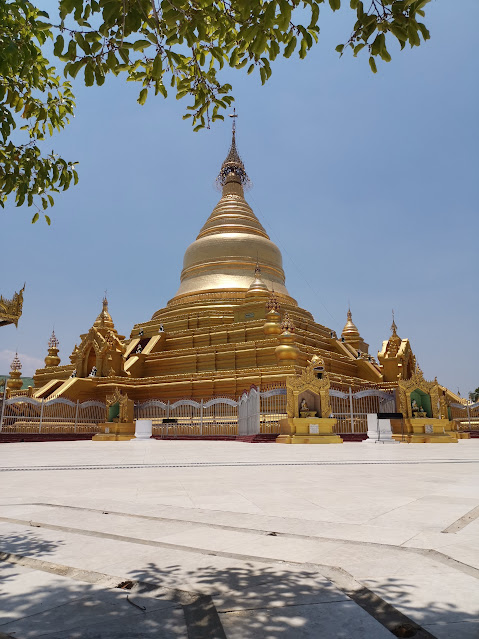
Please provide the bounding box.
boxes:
[10,352,22,372]
[229,107,238,134]
[391,309,398,336]
[217,110,250,188]
[48,329,59,349]
[266,290,281,312]
[281,312,295,333]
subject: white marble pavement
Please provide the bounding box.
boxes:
[0,439,478,638]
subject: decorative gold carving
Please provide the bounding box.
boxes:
[0,284,25,327]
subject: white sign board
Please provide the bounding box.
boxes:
[309,424,319,434]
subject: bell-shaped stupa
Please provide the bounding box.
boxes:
[163,124,295,316]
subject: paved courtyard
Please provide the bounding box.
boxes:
[0,439,478,638]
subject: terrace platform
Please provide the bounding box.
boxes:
[0,440,478,638]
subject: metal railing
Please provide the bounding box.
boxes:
[0,396,105,433]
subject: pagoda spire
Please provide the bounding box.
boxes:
[217,109,250,188]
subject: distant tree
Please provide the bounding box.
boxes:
[1,0,432,220]
[469,388,479,402]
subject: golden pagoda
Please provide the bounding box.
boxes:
[29,126,464,442]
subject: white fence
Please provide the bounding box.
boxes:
[0,385,401,438]
[238,387,260,436]
[449,401,479,431]
[135,397,238,437]
[260,387,288,434]
[329,388,396,434]
[0,396,105,434]
[136,387,288,438]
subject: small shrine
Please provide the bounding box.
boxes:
[93,387,135,441]
[394,365,457,443]
[277,356,342,444]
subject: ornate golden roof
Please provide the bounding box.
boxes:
[168,127,293,305]
[0,284,25,327]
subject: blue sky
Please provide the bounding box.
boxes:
[1,1,478,396]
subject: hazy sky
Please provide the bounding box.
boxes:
[1,2,478,396]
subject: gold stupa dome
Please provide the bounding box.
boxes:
[93,296,115,330]
[169,123,293,305]
[341,309,360,339]
[341,308,364,350]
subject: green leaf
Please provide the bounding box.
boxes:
[133,39,151,51]
[152,54,163,79]
[369,56,377,73]
[284,36,297,59]
[329,0,341,11]
[45,214,51,225]
[32,212,39,223]
[84,63,94,87]
[54,35,64,56]
[138,88,148,105]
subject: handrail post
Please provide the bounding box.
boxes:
[0,382,6,432]
[39,399,44,433]
[200,399,203,436]
[349,386,354,434]
[74,400,79,433]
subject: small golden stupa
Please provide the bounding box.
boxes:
[7,352,23,391]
